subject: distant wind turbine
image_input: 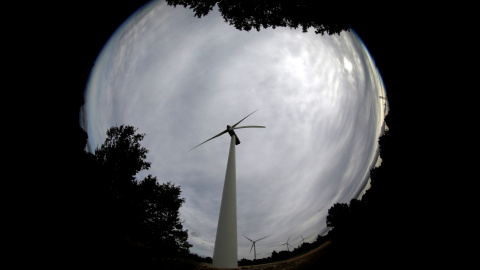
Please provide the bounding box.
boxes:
[379,95,389,133]
[278,236,294,252]
[299,235,306,246]
[243,234,269,260]
[188,109,265,268]
[379,95,388,116]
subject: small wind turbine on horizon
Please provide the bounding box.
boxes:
[278,236,294,252]
[379,95,388,116]
[299,235,306,246]
[379,95,389,133]
[243,234,269,260]
[188,109,265,269]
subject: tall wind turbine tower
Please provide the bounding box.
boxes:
[188,110,265,268]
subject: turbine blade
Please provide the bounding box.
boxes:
[287,235,291,243]
[233,125,266,129]
[249,243,254,255]
[234,133,240,145]
[232,109,259,128]
[187,129,227,152]
[243,235,254,242]
[255,235,270,242]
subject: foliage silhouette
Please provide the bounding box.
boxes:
[166,0,350,35]
[136,176,191,255]
[66,125,193,267]
[318,111,414,269]
[95,125,150,185]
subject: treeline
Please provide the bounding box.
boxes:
[314,112,405,269]
[73,125,193,268]
[165,0,350,35]
[237,112,401,269]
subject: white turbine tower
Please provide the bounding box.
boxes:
[188,109,265,268]
[243,234,269,260]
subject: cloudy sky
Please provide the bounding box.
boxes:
[81,0,387,259]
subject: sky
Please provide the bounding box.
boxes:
[81,0,388,260]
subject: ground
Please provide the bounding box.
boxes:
[194,241,332,270]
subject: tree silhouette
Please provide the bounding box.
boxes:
[320,113,411,268]
[95,125,150,186]
[92,125,191,265]
[137,175,192,255]
[94,125,150,245]
[326,202,349,231]
[166,0,350,35]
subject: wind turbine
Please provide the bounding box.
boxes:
[278,236,294,252]
[243,234,269,260]
[379,95,389,133]
[188,109,265,268]
[299,235,306,246]
[379,95,388,116]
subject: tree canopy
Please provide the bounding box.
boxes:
[166,0,350,35]
[320,113,410,268]
[137,175,191,254]
[95,125,150,182]
[92,125,191,265]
